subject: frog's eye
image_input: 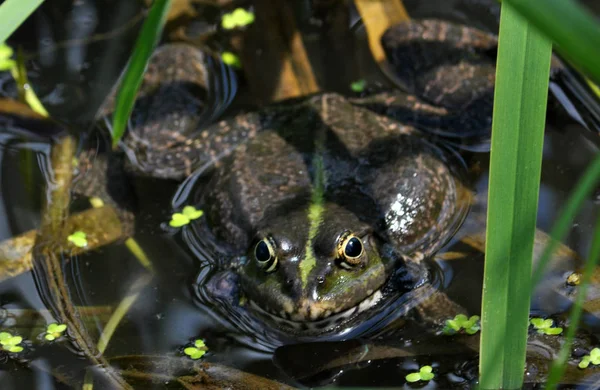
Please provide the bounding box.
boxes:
[254,238,278,272]
[337,232,364,268]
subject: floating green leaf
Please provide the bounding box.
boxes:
[182,206,203,220]
[0,331,24,352]
[68,231,88,248]
[443,314,480,335]
[221,52,241,68]
[405,365,434,383]
[111,0,172,148]
[221,8,255,30]
[529,318,563,335]
[169,206,203,228]
[350,79,366,93]
[578,348,600,369]
[45,323,67,341]
[183,339,208,360]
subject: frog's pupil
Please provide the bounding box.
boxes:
[345,237,362,258]
[255,240,271,262]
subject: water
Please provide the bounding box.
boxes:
[0,0,599,388]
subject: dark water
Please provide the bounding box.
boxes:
[0,0,599,389]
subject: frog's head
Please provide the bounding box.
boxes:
[238,203,401,333]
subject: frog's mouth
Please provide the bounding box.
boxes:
[248,288,385,332]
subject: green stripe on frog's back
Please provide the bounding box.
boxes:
[299,97,329,288]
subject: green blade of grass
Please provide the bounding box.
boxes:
[504,0,600,85]
[111,0,171,148]
[544,215,600,390]
[0,0,44,44]
[479,3,552,389]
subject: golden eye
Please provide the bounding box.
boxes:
[254,238,278,273]
[337,232,364,268]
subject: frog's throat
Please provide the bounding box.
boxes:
[299,99,328,288]
[248,289,383,329]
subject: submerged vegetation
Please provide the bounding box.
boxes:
[0,0,599,388]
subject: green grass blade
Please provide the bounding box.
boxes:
[111,0,171,148]
[544,216,600,389]
[0,0,44,44]
[504,0,600,85]
[531,154,600,286]
[479,3,552,389]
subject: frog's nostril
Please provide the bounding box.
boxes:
[285,278,294,286]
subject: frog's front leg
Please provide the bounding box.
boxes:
[363,134,470,259]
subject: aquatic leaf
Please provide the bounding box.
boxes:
[111,0,172,148]
[479,2,552,388]
[405,373,421,383]
[350,79,366,93]
[0,332,11,341]
[221,52,241,68]
[169,213,190,228]
[68,231,88,247]
[419,366,435,381]
[544,327,563,336]
[591,348,600,364]
[579,356,591,369]
[194,339,206,349]
[182,206,203,220]
[221,8,255,30]
[7,345,23,353]
[530,318,546,329]
[0,336,19,346]
[464,315,481,334]
[51,323,67,333]
[183,347,206,360]
[45,323,67,341]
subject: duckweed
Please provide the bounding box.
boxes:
[183,339,208,360]
[169,206,204,228]
[221,8,255,30]
[443,314,480,335]
[221,52,241,68]
[350,79,366,93]
[68,231,88,247]
[530,318,563,335]
[406,365,434,383]
[45,323,67,341]
[0,331,23,353]
[579,348,600,369]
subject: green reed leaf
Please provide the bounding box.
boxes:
[0,0,44,44]
[479,3,552,389]
[504,0,600,85]
[111,0,171,148]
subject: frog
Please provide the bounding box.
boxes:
[91,18,505,346]
[84,17,581,349]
